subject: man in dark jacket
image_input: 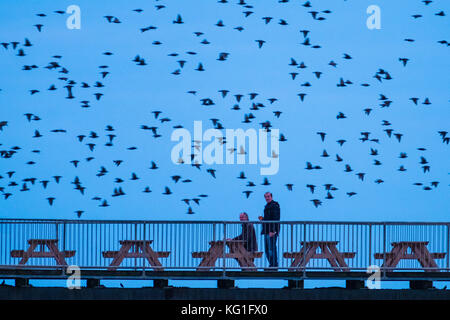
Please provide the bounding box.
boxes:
[259,192,280,269]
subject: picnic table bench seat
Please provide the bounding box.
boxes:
[10,239,75,266]
[374,252,446,259]
[102,240,170,271]
[283,241,356,272]
[373,241,446,271]
[11,249,75,258]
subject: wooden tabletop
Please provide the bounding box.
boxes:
[300,241,339,245]
[119,240,154,244]
[209,240,245,245]
[27,239,59,244]
[391,241,429,245]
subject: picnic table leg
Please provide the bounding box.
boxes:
[141,243,164,271]
[229,244,256,271]
[289,245,309,270]
[197,243,223,271]
[228,243,245,270]
[299,244,319,270]
[382,246,399,268]
[386,244,407,270]
[289,252,304,270]
[18,243,38,265]
[414,244,438,271]
[46,242,68,266]
[319,244,341,271]
[327,244,350,272]
[109,242,133,269]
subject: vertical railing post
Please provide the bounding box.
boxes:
[382,223,386,277]
[223,222,227,276]
[62,221,67,275]
[447,224,450,271]
[63,222,67,274]
[368,224,372,268]
[134,223,138,270]
[63,222,66,253]
[143,222,146,275]
[302,222,307,278]
[55,222,60,270]
[290,223,294,271]
[55,222,59,242]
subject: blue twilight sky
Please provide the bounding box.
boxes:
[0,0,449,289]
[0,0,448,222]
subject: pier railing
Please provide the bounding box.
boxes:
[0,219,449,273]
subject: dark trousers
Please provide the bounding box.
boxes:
[264,234,278,267]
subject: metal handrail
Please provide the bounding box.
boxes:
[0,219,448,273]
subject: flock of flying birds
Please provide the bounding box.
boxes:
[0,0,448,217]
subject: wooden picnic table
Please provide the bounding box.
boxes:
[192,240,262,271]
[374,241,446,272]
[283,241,355,272]
[10,239,75,266]
[102,240,170,271]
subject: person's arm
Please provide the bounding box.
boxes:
[269,203,280,234]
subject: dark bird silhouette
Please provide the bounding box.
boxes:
[47,197,55,206]
[394,133,403,142]
[99,200,109,207]
[243,190,252,198]
[206,169,216,178]
[143,187,152,193]
[399,58,409,66]
[75,210,84,218]
[317,132,326,142]
[255,40,266,48]
[237,171,246,179]
[173,14,184,24]
[130,173,139,180]
[306,184,316,194]
[311,199,322,208]
[150,161,158,170]
[34,24,43,32]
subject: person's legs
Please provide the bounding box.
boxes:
[264,234,271,266]
[269,234,278,268]
[265,234,278,268]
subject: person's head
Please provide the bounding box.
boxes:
[264,192,273,203]
[239,212,249,221]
